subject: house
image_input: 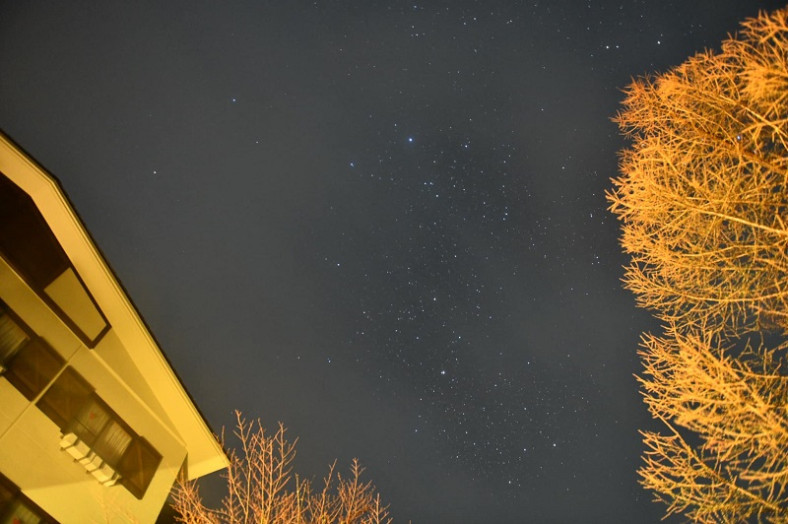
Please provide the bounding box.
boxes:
[0,132,228,522]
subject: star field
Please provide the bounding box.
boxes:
[0,1,785,522]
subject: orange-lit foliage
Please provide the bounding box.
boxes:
[637,325,788,522]
[172,411,391,524]
[608,8,788,338]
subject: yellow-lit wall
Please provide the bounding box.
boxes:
[0,255,187,522]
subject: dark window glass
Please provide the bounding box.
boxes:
[4,337,64,401]
[0,480,13,513]
[0,305,29,370]
[119,437,161,499]
[72,397,111,444]
[72,398,132,466]
[92,419,133,467]
[37,367,91,428]
[0,472,56,523]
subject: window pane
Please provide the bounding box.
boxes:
[0,472,53,524]
[119,438,161,499]
[0,311,28,368]
[72,398,110,447]
[0,480,14,514]
[5,338,63,401]
[37,367,91,429]
[0,499,43,524]
[93,420,132,466]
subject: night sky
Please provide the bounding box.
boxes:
[0,2,784,522]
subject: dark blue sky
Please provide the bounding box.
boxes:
[1,2,784,522]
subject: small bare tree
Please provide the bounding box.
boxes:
[172,411,391,524]
[637,324,788,522]
[607,7,788,338]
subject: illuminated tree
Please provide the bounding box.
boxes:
[607,6,788,521]
[607,7,788,337]
[171,411,391,524]
[637,325,788,523]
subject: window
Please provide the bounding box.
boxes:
[118,438,162,499]
[3,337,64,401]
[0,303,64,401]
[0,303,28,372]
[72,398,133,466]
[0,472,56,523]
[37,367,90,427]
[38,367,161,498]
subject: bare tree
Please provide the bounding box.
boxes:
[607,7,788,338]
[172,411,391,524]
[607,6,788,521]
[637,325,788,522]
